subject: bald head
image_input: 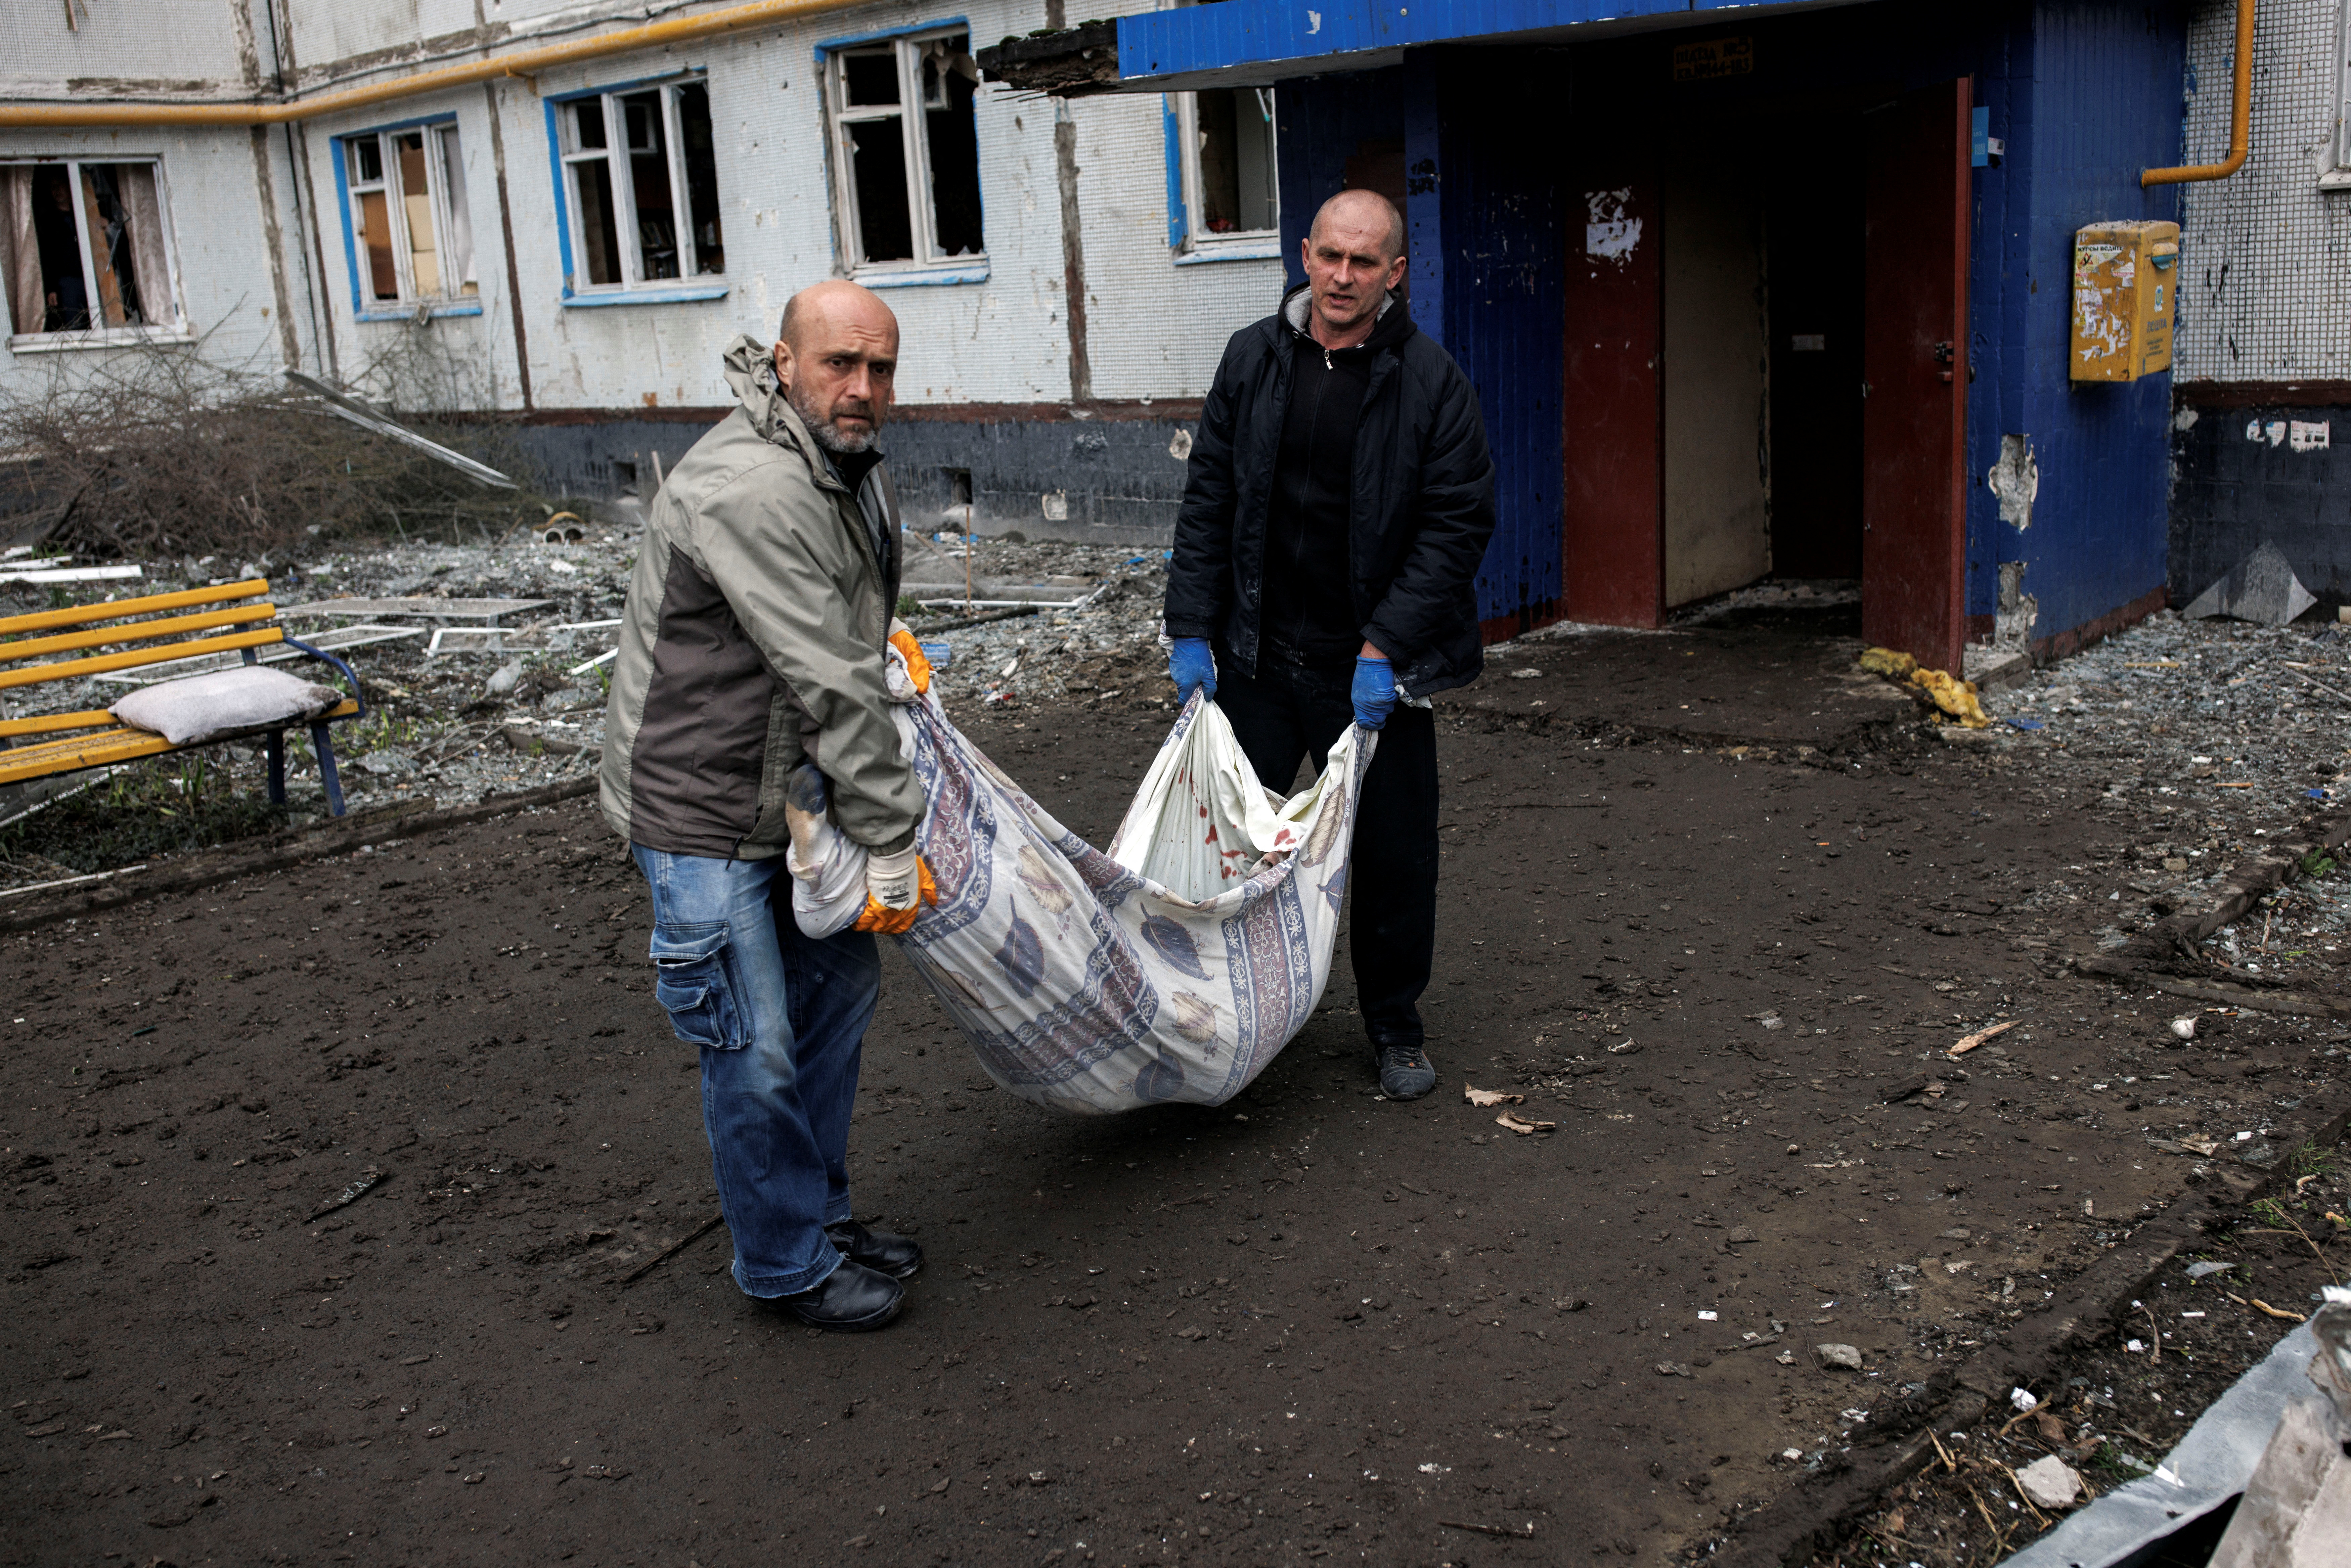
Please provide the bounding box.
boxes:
[773,281,899,454]
[1310,189,1405,265]
[778,278,897,355]
[1299,189,1408,350]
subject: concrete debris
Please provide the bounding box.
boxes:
[1814,1343,1863,1371]
[1995,609,2350,996]
[15,529,1167,852]
[2183,541,2319,626]
[2015,1453,2084,1509]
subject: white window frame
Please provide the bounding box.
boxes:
[2,155,186,351]
[824,29,987,278]
[1170,85,1282,258]
[341,123,475,309]
[558,77,720,294]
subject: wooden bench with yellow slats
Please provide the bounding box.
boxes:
[0,578,368,816]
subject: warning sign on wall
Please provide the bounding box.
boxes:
[1672,37,1754,82]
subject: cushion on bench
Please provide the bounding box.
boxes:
[108,666,346,746]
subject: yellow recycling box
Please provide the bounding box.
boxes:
[2071,221,2179,382]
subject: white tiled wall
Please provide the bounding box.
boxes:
[2173,0,2351,383]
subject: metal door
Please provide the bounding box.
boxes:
[1861,79,1971,674]
[1559,169,1664,629]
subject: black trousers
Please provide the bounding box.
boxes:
[1214,653,1440,1047]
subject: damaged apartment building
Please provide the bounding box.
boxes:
[2168,0,2351,615]
[983,0,2347,674]
[0,0,1290,543]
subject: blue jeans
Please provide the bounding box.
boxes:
[633,846,880,1298]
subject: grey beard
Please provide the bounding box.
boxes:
[787,385,876,454]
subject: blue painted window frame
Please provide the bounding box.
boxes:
[1160,87,1283,263]
[812,16,990,285]
[542,71,733,310]
[330,115,486,323]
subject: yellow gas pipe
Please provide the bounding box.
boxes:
[2143,0,2254,186]
[0,0,865,128]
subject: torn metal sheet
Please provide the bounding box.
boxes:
[2182,541,2318,626]
[2208,1294,2351,1568]
[2000,1317,2320,1568]
[283,371,519,490]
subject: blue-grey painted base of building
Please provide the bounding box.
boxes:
[2171,401,2351,613]
[510,409,1199,547]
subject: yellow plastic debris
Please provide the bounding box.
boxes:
[1909,667,1991,728]
[1857,646,1917,679]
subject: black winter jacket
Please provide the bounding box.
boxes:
[1165,285,1498,700]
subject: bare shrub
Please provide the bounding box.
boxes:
[0,323,554,559]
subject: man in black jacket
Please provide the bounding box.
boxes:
[1164,188,1497,1101]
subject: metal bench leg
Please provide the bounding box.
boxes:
[311,721,347,817]
[267,730,287,805]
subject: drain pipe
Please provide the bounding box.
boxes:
[2143,0,2255,186]
[0,0,860,128]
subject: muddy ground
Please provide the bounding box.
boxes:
[2,607,2345,1568]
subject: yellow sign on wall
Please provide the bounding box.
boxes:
[1672,37,1754,82]
[2071,220,2179,382]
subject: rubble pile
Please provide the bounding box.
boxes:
[1988,612,2350,986]
[0,531,1177,877]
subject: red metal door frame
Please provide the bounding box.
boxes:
[1559,166,1664,629]
[1859,78,1972,674]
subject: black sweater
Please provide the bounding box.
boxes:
[1260,296,1418,665]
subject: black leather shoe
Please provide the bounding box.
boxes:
[774,1258,902,1332]
[827,1219,924,1280]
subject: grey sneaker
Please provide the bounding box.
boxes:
[1376,1043,1436,1100]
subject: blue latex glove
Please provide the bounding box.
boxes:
[1169,637,1216,704]
[1351,654,1396,730]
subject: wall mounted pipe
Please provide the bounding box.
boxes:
[2143,0,2255,186]
[0,0,862,129]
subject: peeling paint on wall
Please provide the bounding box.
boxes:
[1987,434,2038,530]
[1995,560,2038,647]
[1584,188,1641,265]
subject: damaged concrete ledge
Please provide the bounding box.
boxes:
[2073,806,2351,1019]
[1714,1099,2351,1568]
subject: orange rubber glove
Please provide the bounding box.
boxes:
[852,847,938,935]
[888,628,933,694]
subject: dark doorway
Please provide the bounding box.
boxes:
[1765,121,1866,580]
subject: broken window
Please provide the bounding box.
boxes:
[0,159,180,341]
[560,77,725,292]
[826,31,985,272]
[1172,87,1279,250]
[341,124,477,309]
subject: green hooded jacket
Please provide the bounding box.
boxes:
[598,333,920,860]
